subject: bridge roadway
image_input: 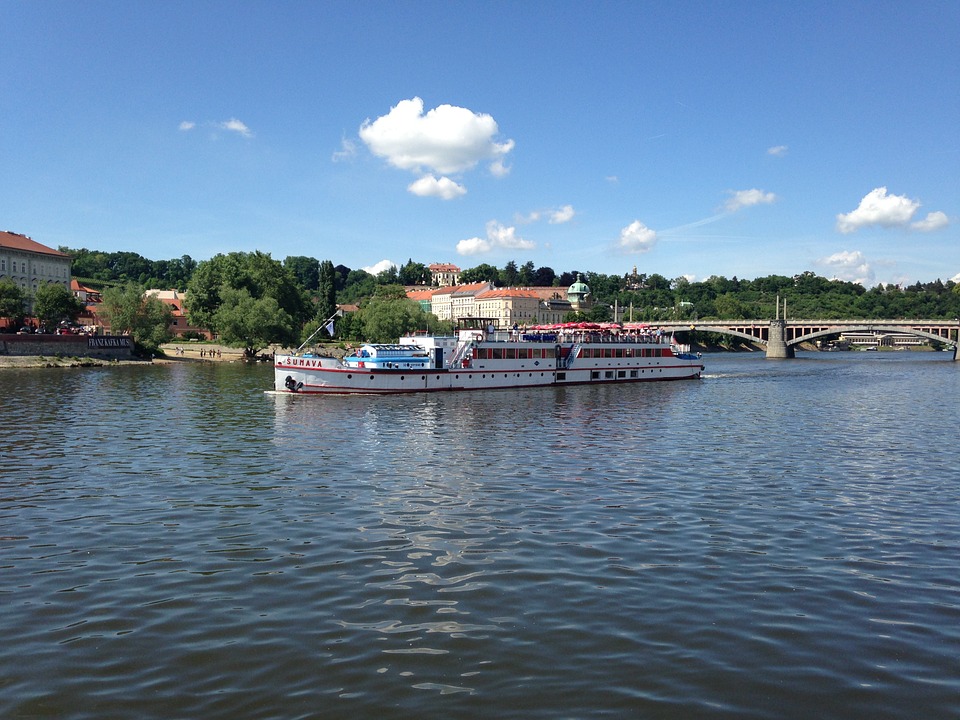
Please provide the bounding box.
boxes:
[654,319,960,360]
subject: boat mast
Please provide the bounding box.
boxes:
[295,310,343,354]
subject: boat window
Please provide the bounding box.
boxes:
[492,348,503,360]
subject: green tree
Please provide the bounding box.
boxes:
[714,293,748,319]
[585,304,612,322]
[500,261,519,286]
[100,283,173,354]
[64,247,111,281]
[376,264,399,284]
[534,266,556,286]
[460,263,500,284]
[398,259,429,285]
[110,251,153,283]
[518,261,535,286]
[371,283,409,301]
[186,251,309,334]
[0,279,27,327]
[284,255,320,292]
[167,255,197,289]
[316,260,338,322]
[33,282,83,330]
[213,286,296,357]
[333,264,352,292]
[360,286,432,341]
[338,269,377,304]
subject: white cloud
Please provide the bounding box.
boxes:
[549,205,575,224]
[816,250,875,286]
[767,145,788,157]
[725,188,777,213]
[456,237,493,256]
[218,118,253,137]
[456,220,534,256]
[515,205,574,225]
[177,118,252,137]
[362,259,397,275]
[618,220,658,254]
[836,187,920,233]
[359,97,514,186]
[911,210,949,232]
[951,272,960,283]
[489,158,511,178]
[487,221,534,250]
[407,175,467,200]
[332,137,357,162]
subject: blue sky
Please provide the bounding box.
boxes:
[2,0,957,287]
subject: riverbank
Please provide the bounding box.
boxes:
[0,355,144,369]
[0,342,248,368]
[159,342,247,363]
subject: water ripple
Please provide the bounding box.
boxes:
[2,356,959,718]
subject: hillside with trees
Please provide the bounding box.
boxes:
[49,246,960,352]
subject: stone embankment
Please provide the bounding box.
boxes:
[0,333,135,368]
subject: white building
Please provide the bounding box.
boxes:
[0,231,72,311]
[429,263,461,287]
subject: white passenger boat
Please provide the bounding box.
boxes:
[274,322,703,395]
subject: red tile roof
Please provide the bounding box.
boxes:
[432,282,492,296]
[406,288,439,301]
[71,279,99,293]
[0,231,69,257]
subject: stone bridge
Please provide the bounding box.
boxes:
[654,319,960,360]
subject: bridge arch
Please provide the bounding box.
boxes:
[669,325,767,346]
[786,325,959,349]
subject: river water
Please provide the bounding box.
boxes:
[2,352,958,719]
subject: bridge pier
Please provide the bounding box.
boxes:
[766,319,794,359]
